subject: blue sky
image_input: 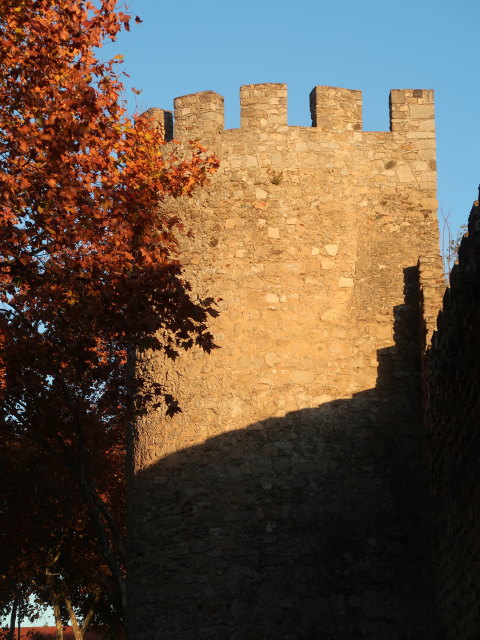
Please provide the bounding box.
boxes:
[108,0,479,248]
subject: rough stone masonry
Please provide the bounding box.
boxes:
[420,199,480,640]
[127,84,442,640]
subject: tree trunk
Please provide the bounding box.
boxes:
[53,599,64,640]
[7,595,18,640]
[80,587,101,637]
[47,576,64,640]
[77,474,126,610]
[64,597,83,640]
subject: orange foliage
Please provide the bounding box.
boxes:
[0,0,218,630]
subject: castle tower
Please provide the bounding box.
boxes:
[127,85,441,639]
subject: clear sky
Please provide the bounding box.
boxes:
[108,0,479,248]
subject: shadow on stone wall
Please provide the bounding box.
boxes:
[128,267,434,640]
[422,201,480,640]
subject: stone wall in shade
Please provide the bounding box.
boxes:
[421,200,480,640]
[127,84,442,640]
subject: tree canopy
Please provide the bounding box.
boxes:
[0,0,218,635]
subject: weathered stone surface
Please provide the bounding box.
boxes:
[127,84,442,640]
[421,201,480,640]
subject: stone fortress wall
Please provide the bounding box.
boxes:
[420,199,480,640]
[127,84,443,640]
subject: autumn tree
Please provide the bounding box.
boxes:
[0,0,218,627]
[0,433,123,639]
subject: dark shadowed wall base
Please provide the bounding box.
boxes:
[422,200,480,640]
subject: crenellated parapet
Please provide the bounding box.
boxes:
[173,90,224,140]
[156,84,438,210]
[153,83,436,141]
[142,107,173,141]
[310,85,362,132]
[240,82,288,130]
[390,89,435,136]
